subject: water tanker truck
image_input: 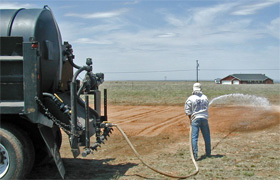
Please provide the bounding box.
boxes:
[0,6,112,179]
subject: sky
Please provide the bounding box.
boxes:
[1,0,279,81]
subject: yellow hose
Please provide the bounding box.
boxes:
[112,124,199,179]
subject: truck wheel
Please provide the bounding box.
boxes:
[1,124,35,177]
[16,129,35,174]
[0,128,24,179]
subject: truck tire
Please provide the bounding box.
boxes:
[0,124,35,177]
[15,128,35,174]
[0,128,24,179]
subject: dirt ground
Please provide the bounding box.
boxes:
[28,105,280,179]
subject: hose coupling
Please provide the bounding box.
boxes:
[100,121,114,128]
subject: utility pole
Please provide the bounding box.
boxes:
[196,60,199,82]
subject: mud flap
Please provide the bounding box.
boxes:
[38,125,65,179]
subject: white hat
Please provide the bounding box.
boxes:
[193,83,201,91]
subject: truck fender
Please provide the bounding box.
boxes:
[38,125,65,179]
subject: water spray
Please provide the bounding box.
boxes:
[101,122,199,179]
[209,93,270,107]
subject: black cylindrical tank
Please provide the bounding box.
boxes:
[0,6,63,92]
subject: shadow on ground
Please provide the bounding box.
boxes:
[26,158,138,179]
[197,154,224,161]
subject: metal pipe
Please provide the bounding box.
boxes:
[70,68,85,143]
[68,56,82,70]
[104,89,107,121]
[196,60,199,82]
[77,81,86,97]
[70,84,77,137]
[84,93,90,148]
[70,65,91,158]
[42,92,54,98]
[94,91,101,143]
[70,81,79,157]
[72,66,89,82]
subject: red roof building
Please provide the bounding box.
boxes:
[220,74,274,84]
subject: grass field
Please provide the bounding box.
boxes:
[98,81,280,106]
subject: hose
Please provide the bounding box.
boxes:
[111,124,199,179]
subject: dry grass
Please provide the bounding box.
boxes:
[98,81,280,106]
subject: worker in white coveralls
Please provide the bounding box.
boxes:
[185,83,211,160]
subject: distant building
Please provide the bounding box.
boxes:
[220,74,274,84]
